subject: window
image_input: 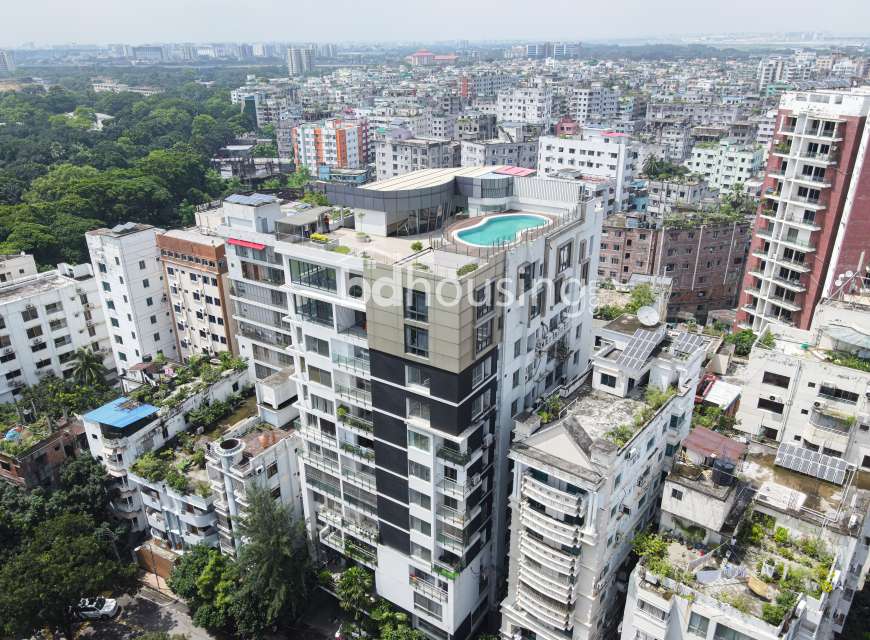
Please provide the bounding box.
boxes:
[142,278,150,288]
[21,307,38,322]
[305,335,330,357]
[409,489,431,510]
[514,339,522,358]
[819,385,860,404]
[408,461,431,482]
[713,624,753,640]
[405,326,429,357]
[289,259,337,291]
[600,373,616,387]
[26,326,43,339]
[762,371,790,388]
[671,488,683,501]
[406,365,430,389]
[475,320,493,353]
[557,242,573,272]
[308,366,332,387]
[636,599,667,622]
[408,430,431,452]
[474,284,494,318]
[688,612,709,637]
[512,370,520,388]
[757,397,784,414]
[471,390,492,418]
[408,397,431,423]
[410,542,431,562]
[404,289,428,322]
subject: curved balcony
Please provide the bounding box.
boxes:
[183,529,219,548]
[522,474,584,517]
[516,584,572,631]
[520,502,582,549]
[518,564,576,604]
[519,531,578,574]
[178,508,216,528]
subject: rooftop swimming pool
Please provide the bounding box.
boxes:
[455,214,548,247]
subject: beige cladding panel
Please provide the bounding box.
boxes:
[365,257,503,373]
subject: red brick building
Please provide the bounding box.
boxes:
[0,419,86,489]
[736,88,870,331]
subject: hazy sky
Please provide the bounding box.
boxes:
[2,0,869,47]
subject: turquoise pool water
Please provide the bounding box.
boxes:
[456,214,548,246]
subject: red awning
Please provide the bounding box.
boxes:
[227,238,266,251]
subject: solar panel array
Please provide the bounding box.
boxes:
[671,332,708,357]
[617,327,665,370]
[775,443,852,485]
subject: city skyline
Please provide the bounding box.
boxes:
[2,0,870,48]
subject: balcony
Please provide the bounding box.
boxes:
[518,564,575,604]
[519,531,578,574]
[307,476,341,498]
[809,407,855,435]
[302,451,341,475]
[409,575,449,603]
[338,411,374,435]
[317,507,343,528]
[335,383,372,407]
[766,295,802,312]
[338,322,367,341]
[344,519,378,543]
[516,585,572,631]
[522,474,584,516]
[777,214,821,232]
[436,503,476,527]
[344,539,377,568]
[793,174,832,189]
[437,475,481,499]
[341,466,377,492]
[301,426,339,449]
[521,502,582,549]
[437,530,470,555]
[340,441,375,462]
[768,275,807,292]
[332,353,371,376]
[436,445,473,466]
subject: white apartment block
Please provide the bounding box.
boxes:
[86,223,178,377]
[500,316,709,640]
[569,83,619,125]
[430,114,457,141]
[206,415,304,555]
[538,129,639,213]
[497,83,553,126]
[157,228,237,361]
[292,118,368,172]
[83,365,250,533]
[735,299,870,471]
[0,253,37,283]
[0,260,115,403]
[621,430,870,640]
[375,133,459,180]
[460,140,538,169]
[684,138,765,191]
[206,168,602,640]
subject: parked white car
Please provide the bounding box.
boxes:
[74,597,118,620]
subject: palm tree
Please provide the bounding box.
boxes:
[70,348,106,386]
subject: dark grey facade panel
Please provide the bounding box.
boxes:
[374,438,408,477]
[377,467,409,504]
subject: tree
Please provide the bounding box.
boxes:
[336,566,373,626]
[302,191,328,206]
[70,347,107,386]
[726,329,757,357]
[0,513,135,639]
[286,166,311,188]
[233,486,314,635]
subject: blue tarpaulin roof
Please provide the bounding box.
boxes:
[84,397,159,428]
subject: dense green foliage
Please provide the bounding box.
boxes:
[169,487,314,638]
[0,457,133,638]
[0,80,253,266]
[594,283,656,320]
[725,329,757,356]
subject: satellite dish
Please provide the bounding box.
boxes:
[637,306,660,327]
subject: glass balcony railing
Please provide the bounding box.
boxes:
[436,446,472,465]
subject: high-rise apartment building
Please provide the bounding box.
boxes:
[0,259,115,403]
[684,138,765,191]
[86,223,178,377]
[538,128,639,213]
[460,140,538,169]
[157,228,237,361]
[500,316,710,640]
[375,130,459,180]
[569,83,619,125]
[292,118,369,173]
[497,82,553,126]
[0,50,14,74]
[736,87,870,332]
[210,166,601,640]
[287,46,313,76]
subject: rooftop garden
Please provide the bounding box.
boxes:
[0,416,52,456]
[128,352,247,410]
[637,511,835,626]
[604,385,676,447]
[593,283,655,320]
[826,350,870,373]
[130,431,210,497]
[642,156,691,182]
